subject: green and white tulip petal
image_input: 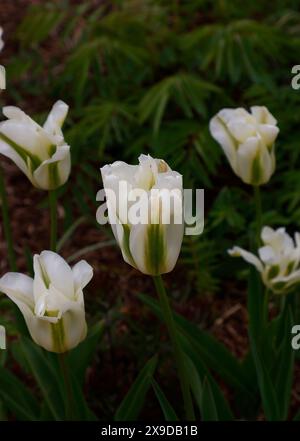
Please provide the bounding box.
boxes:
[209,106,279,185]
[101,154,184,276]
[0,101,71,190]
[0,251,93,353]
[228,226,300,294]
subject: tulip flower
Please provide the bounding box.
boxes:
[0,101,71,190]
[229,226,300,294]
[0,251,93,352]
[100,154,184,276]
[209,106,279,185]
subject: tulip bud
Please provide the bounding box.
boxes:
[228,226,300,294]
[209,106,279,185]
[0,251,93,353]
[0,101,71,190]
[100,154,184,276]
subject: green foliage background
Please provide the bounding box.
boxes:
[1,0,300,421]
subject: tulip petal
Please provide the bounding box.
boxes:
[43,101,69,142]
[34,251,74,300]
[250,106,277,126]
[0,272,34,311]
[209,114,237,170]
[1,107,51,160]
[72,260,93,292]
[33,144,71,190]
[228,246,264,272]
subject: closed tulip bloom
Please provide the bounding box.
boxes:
[229,226,300,294]
[0,251,93,352]
[101,154,184,276]
[0,101,71,190]
[209,106,279,185]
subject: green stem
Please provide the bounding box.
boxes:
[58,353,74,421]
[0,164,17,270]
[153,275,195,420]
[49,190,57,252]
[263,288,269,326]
[253,185,262,247]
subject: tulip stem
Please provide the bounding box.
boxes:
[153,275,195,420]
[0,163,17,271]
[58,353,74,421]
[49,190,57,252]
[253,185,262,246]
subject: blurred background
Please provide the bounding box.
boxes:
[0,0,300,419]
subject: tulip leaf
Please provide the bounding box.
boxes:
[138,293,254,400]
[115,355,157,421]
[247,269,280,421]
[151,379,178,421]
[19,337,66,420]
[0,365,39,420]
[201,378,219,421]
[274,306,294,420]
[247,266,264,342]
[182,335,234,420]
[68,320,106,386]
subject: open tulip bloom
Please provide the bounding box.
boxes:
[101,154,184,276]
[229,226,300,294]
[0,101,71,190]
[209,106,279,185]
[0,251,93,352]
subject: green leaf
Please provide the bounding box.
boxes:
[68,320,106,386]
[0,365,40,420]
[115,356,157,421]
[250,340,280,421]
[247,269,280,421]
[151,379,178,421]
[138,293,254,400]
[19,337,65,420]
[275,307,294,420]
[182,335,234,420]
[201,378,219,421]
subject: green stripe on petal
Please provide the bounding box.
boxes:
[0,133,41,170]
[50,317,66,353]
[251,154,262,185]
[145,224,166,275]
[122,224,136,268]
[48,162,60,189]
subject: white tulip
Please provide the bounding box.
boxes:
[0,251,93,353]
[100,154,184,276]
[0,101,71,190]
[209,106,279,185]
[229,226,300,294]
